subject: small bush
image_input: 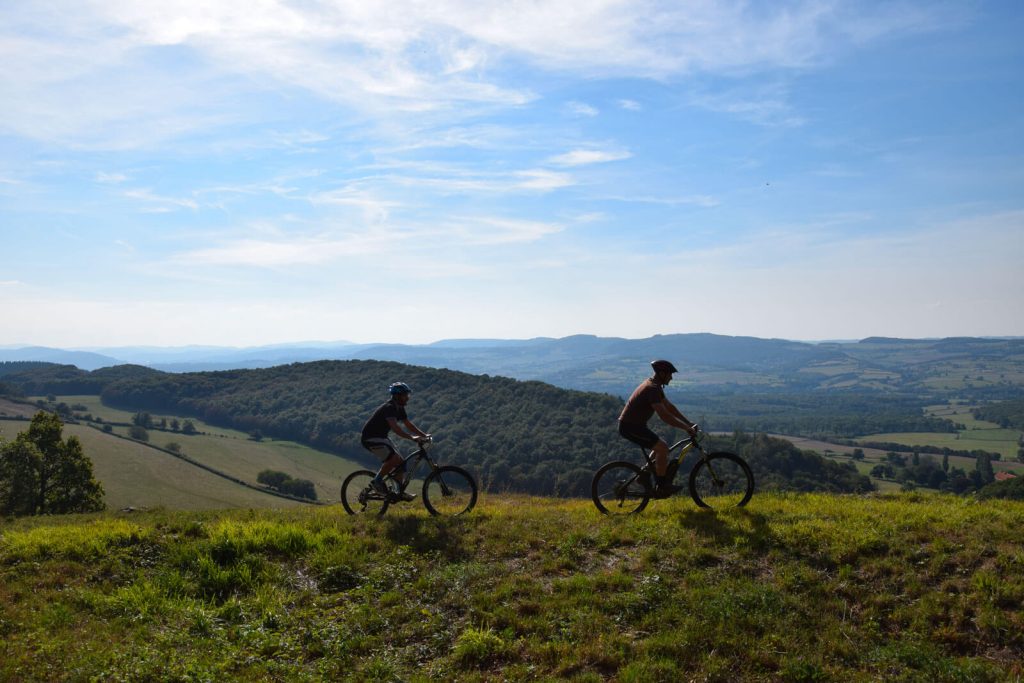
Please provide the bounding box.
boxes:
[452,627,508,668]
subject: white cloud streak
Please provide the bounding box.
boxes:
[0,1,952,147]
[548,149,632,166]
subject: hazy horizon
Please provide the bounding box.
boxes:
[2,1,1022,348]
[6,332,1024,355]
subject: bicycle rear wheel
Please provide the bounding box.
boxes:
[341,470,390,516]
[689,452,754,509]
[422,466,477,516]
[592,461,651,515]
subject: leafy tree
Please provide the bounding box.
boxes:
[165,442,182,454]
[257,470,290,489]
[133,412,153,429]
[975,453,995,485]
[851,448,865,461]
[977,475,1024,500]
[0,412,104,515]
[281,478,317,500]
[0,439,39,516]
[885,452,906,467]
[129,425,150,442]
[870,463,895,479]
[181,420,197,435]
[257,469,316,500]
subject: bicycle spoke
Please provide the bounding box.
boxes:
[341,471,389,516]
[689,453,754,509]
[422,466,477,516]
[592,461,650,515]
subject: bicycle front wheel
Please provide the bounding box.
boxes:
[592,461,651,515]
[422,466,478,516]
[689,452,754,509]
[341,470,390,516]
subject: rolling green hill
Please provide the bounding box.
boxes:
[2,361,873,497]
[0,413,308,511]
[1,493,1021,681]
[1,396,367,509]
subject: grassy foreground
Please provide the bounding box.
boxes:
[1,493,1022,682]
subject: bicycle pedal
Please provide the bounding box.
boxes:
[652,484,683,499]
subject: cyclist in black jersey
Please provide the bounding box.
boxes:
[361,382,430,500]
[619,360,698,497]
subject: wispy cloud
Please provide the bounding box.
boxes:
[95,172,129,184]
[566,101,599,117]
[122,188,199,211]
[605,194,720,208]
[360,162,575,194]
[451,216,564,245]
[169,208,565,268]
[548,149,631,166]
[171,233,387,268]
[689,82,806,128]
[0,1,956,148]
[514,170,574,191]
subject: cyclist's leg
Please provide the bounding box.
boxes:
[362,439,402,489]
[650,439,670,478]
[618,422,662,473]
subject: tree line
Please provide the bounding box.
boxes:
[972,399,1024,430]
[678,390,957,438]
[867,450,1002,494]
[3,360,876,497]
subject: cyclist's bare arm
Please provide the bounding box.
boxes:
[665,399,698,430]
[653,402,698,436]
[404,419,430,441]
[386,417,429,442]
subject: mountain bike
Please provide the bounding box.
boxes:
[592,428,754,515]
[341,437,478,516]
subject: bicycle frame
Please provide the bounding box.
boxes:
[639,434,704,473]
[390,442,438,487]
[593,429,754,514]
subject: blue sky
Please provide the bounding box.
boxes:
[1,0,1022,348]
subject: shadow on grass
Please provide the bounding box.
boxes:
[379,515,473,561]
[672,507,773,553]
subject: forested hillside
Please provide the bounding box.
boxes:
[973,399,1024,430]
[7,334,1024,440]
[2,361,870,496]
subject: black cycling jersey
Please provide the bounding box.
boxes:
[361,399,408,440]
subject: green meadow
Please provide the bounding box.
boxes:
[859,402,1023,462]
[1,396,369,509]
[1,493,1021,681]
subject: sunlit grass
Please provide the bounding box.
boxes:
[2,493,1022,681]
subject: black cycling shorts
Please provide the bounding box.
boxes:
[618,421,659,449]
[362,437,399,461]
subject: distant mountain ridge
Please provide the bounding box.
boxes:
[3,333,1024,399]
